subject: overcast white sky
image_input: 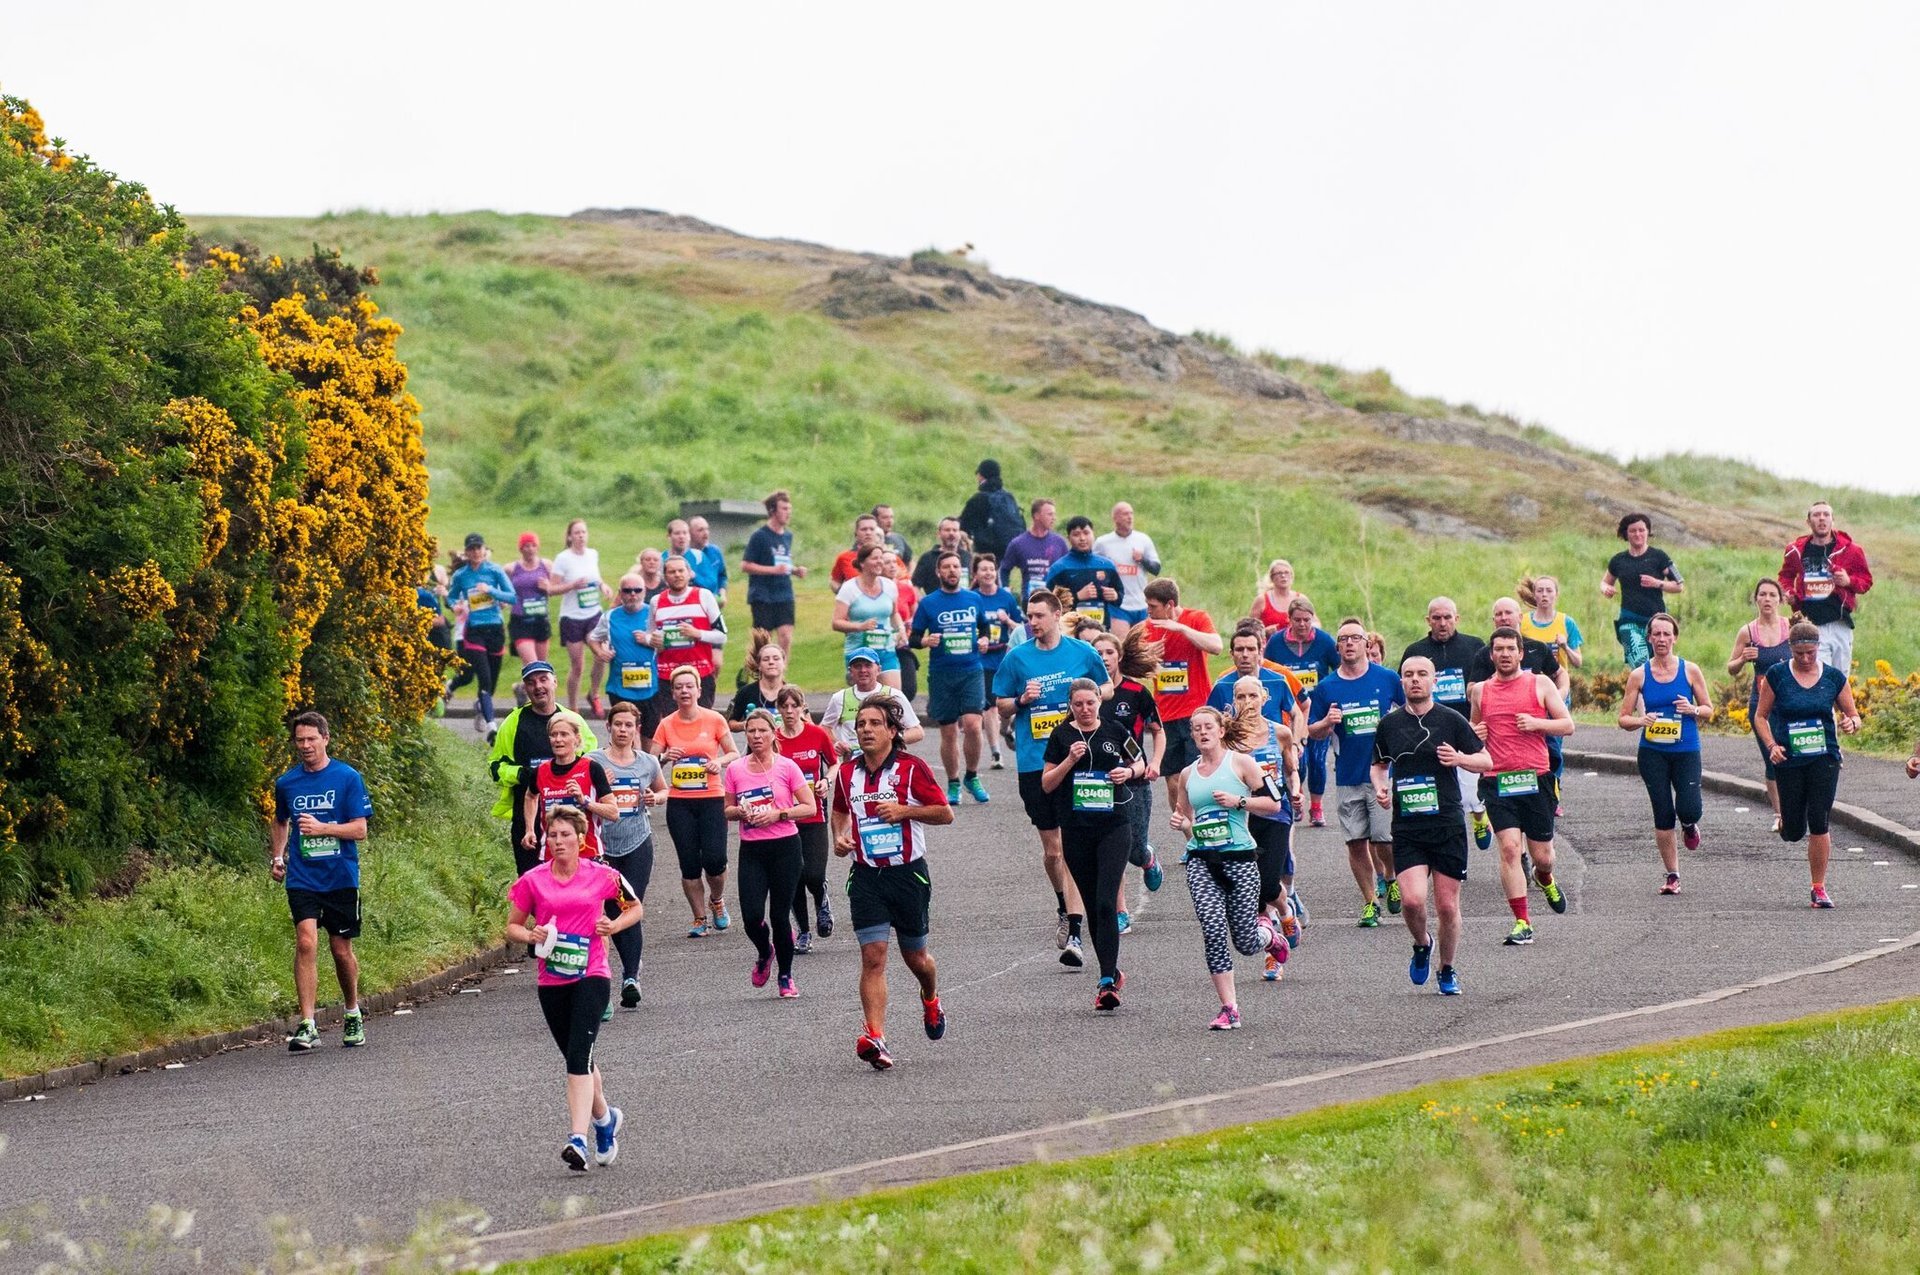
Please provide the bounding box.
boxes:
[16,3,1919,495]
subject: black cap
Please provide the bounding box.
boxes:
[977,458,1001,481]
[464,532,486,550]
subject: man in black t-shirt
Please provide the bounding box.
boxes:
[1371,655,1492,997]
[1468,598,1563,687]
[742,490,807,654]
[1401,597,1490,847]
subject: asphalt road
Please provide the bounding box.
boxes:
[6,735,1920,1271]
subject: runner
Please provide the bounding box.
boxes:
[685,515,729,607]
[1093,501,1161,638]
[873,503,911,561]
[831,515,884,588]
[830,695,954,1070]
[1250,560,1309,637]
[652,666,740,935]
[272,712,374,1053]
[910,550,993,804]
[588,701,667,1010]
[1755,620,1861,908]
[1516,577,1582,792]
[446,533,516,738]
[1402,598,1491,850]
[1141,578,1223,817]
[1616,614,1713,894]
[489,662,597,878]
[649,554,727,708]
[1602,512,1683,669]
[774,686,838,952]
[1169,705,1292,1030]
[1265,599,1338,827]
[959,458,1023,561]
[992,589,1109,967]
[1092,628,1167,923]
[1370,657,1494,996]
[1307,618,1405,927]
[1230,675,1299,981]
[521,713,617,861]
[1207,622,1302,726]
[833,543,904,691]
[1002,498,1069,602]
[1041,679,1149,1009]
[910,516,971,594]
[553,518,610,715]
[1727,578,1794,831]
[1365,631,1388,666]
[1779,500,1873,679]
[971,553,1022,769]
[1044,516,1122,630]
[742,490,806,655]
[589,573,664,746]
[725,630,789,729]
[723,710,817,997]
[824,651,925,751]
[1468,627,1574,946]
[505,807,641,1170]
[633,547,666,602]
[508,532,560,669]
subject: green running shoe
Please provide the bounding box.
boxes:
[341,1010,366,1048]
[1358,901,1381,928]
[288,1019,319,1052]
[1504,919,1535,946]
[946,778,962,804]
[1538,877,1567,914]
[1384,880,1403,915]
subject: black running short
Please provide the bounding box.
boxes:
[1391,824,1469,882]
[1479,771,1558,844]
[1018,769,1060,832]
[287,887,362,939]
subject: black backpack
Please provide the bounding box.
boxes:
[977,487,1022,559]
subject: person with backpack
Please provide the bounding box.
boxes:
[960,458,1022,561]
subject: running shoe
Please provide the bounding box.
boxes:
[1681,823,1701,852]
[1309,801,1325,828]
[1207,1006,1241,1031]
[1810,885,1834,909]
[778,974,799,998]
[485,727,498,746]
[1539,877,1567,914]
[922,995,946,1040]
[601,1000,614,1022]
[1263,954,1283,982]
[990,748,1004,771]
[751,947,773,988]
[946,778,962,805]
[816,899,835,938]
[1358,901,1381,928]
[688,916,708,938]
[1095,978,1121,1011]
[471,712,487,735]
[1409,944,1432,986]
[1143,851,1164,893]
[1660,873,1681,896]
[964,774,991,804]
[341,1010,365,1048]
[1280,912,1300,948]
[712,900,731,931]
[1471,811,1492,850]
[621,978,641,1009]
[1385,880,1403,915]
[1179,849,1192,866]
[1504,920,1535,946]
[857,1032,894,1070]
[1055,912,1072,950]
[594,1107,623,1166]
[1292,890,1309,926]
[288,1019,318,1053]
[1771,814,1782,833]
[588,694,605,719]
[1060,935,1085,967]
[562,1134,591,1171]
[1375,874,1387,900]
[1264,924,1290,965]
[1436,966,1462,996]
[1117,910,1132,935]
[794,930,813,955]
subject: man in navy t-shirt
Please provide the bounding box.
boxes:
[272,711,375,1053]
[743,489,807,654]
[1307,617,1406,927]
[1265,598,1339,826]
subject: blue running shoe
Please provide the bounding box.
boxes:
[946,778,962,805]
[1471,811,1492,851]
[1409,944,1432,986]
[594,1107,623,1166]
[562,1135,590,1171]
[1116,910,1132,935]
[964,774,991,804]
[712,900,730,931]
[1143,852,1164,893]
[1437,965,1462,996]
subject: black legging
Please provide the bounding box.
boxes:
[1636,748,1703,831]
[1776,757,1840,843]
[665,797,729,880]
[791,820,830,932]
[537,977,609,1075]
[898,647,920,703]
[604,842,654,981]
[1062,818,1131,981]
[738,834,803,977]
[448,624,506,721]
[1251,816,1290,906]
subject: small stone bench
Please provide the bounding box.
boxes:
[679,499,766,551]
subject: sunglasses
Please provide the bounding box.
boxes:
[620,587,646,595]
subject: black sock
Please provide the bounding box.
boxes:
[1055,892,1067,915]
[965,771,977,781]
[1068,913,1083,938]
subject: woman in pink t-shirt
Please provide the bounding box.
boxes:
[507,808,643,1172]
[722,709,817,998]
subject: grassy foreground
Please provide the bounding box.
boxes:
[0,731,504,1078]
[509,999,1920,1274]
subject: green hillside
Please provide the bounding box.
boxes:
[190,210,1920,690]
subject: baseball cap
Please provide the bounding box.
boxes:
[517,531,538,549]
[520,660,556,681]
[845,650,881,667]
[463,532,486,551]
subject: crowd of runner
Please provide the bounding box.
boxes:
[275,465,1914,1169]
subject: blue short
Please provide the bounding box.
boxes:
[1113,607,1148,626]
[927,667,987,725]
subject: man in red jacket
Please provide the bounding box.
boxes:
[1778,500,1872,676]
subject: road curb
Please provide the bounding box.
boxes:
[1560,746,1920,858]
[0,943,515,1101]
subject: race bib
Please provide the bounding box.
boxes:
[1190,811,1233,849]
[1787,720,1827,758]
[773,549,792,571]
[1079,601,1107,626]
[299,833,341,859]
[1342,703,1380,735]
[1495,770,1540,797]
[663,624,695,649]
[467,587,496,613]
[576,584,602,612]
[1156,662,1189,695]
[1253,748,1281,783]
[620,663,652,690]
[544,933,589,980]
[1395,776,1440,816]
[1028,708,1066,740]
[611,780,645,817]
[857,814,905,862]
[739,786,776,819]
[1071,774,1114,812]
[521,593,548,618]
[670,761,709,791]
[1643,715,1682,745]
[941,630,975,655]
[1433,669,1466,702]
[863,628,893,650]
[1294,667,1320,691]
[1117,562,1139,578]
[1802,567,1834,600]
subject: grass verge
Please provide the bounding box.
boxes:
[507,998,1920,1274]
[0,730,505,1078]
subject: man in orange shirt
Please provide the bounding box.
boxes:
[1140,579,1224,807]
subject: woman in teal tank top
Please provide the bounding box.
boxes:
[1171,706,1291,1032]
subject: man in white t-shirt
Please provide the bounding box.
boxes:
[823,651,925,752]
[1092,502,1161,638]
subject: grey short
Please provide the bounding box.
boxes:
[1337,784,1392,845]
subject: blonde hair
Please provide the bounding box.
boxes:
[544,806,590,839]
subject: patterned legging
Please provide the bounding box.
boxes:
[1186,854,1273,974]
